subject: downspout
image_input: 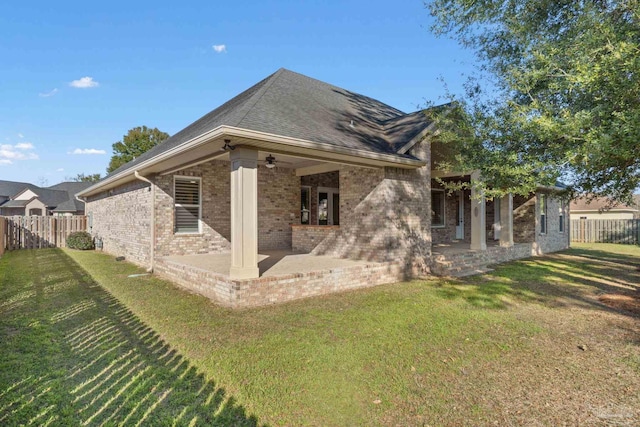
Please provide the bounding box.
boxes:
[134,171,155,273]
[75,193,88,230]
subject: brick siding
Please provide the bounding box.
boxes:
[311,140,432,277]
[154,256,405,308]
[292,225,339,253]
[85,180,152,265]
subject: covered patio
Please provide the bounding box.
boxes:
[159,249,372,277]
[153,250,404,308]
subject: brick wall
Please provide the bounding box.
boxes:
[431,186,472,244]
[85,180,152,265]
[87,159,299,267]
[154,255,405,308]
[257,165,300,250]
[154,160,231,257]
[534,192,570,254]
[292,225,339,253]
[514,195,536,243]
[311,140,431,276]
[156,160,298,255]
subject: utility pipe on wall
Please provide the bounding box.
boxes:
[134,171,155,273]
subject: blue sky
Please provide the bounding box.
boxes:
[0,0,476,185]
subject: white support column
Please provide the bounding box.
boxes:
[499,193,514,247]
[229,147,259,279]
[470,171,487,251]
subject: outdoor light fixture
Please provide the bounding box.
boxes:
[265,154,276,169]
[222,139,235,151]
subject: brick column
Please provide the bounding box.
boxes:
[470,171,487,251]
[229,148,259,279]
[499,193,514,247]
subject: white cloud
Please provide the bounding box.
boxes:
[56,167,64,172]
[15,142,34,150]
[69,77,99,88]
[18,133,24,138]
[39,88,59,97]
[0,143,38,162]
[212,44,227,53]
[69,148,106,155]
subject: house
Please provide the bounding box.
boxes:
[0,180,91,216]
[77,68,569,307]
[570,196,639,220]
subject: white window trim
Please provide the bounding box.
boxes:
[300,185,311,225]
[559,200,565,233]
[539,193,547,235]
[174,175,202,235]
[431,189,446,228]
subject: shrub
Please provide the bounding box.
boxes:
[67,231,94,250]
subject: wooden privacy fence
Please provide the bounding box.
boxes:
[1,215,87,251]
[571,219,640,244]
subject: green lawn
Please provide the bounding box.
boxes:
[1,244,639,426]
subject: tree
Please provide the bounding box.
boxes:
[107,126,169,173]
[426,0,640,203]
[70,173,102,183]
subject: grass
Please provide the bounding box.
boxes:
[1,244,639,426]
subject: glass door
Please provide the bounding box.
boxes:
[318,187,339,225]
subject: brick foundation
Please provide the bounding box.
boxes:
[154,255,405,308]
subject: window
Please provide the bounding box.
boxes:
[174,177,201,233]
[431,190,445,227]
[539,194,547,234]
[559,200,565,232]
[300,186,310,224]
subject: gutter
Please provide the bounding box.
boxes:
[134,171,155,273]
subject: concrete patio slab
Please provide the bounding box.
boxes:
[160,250,372,278]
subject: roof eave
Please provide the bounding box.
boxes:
[78,125,426,198]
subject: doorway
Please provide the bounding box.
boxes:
[318,187,339,225]
[455,190,464,240]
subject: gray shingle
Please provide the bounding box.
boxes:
[106,68,434,179]
[0,180,90,213]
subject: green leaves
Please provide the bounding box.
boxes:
[107,126,169,174]
[427,0,640,202]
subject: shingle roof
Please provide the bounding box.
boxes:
[0,180,90,213]
[571,197,639,212]
[0,180,39,198]
[47,182,92,211]
[107,68,433,178]
[1,199,30,208]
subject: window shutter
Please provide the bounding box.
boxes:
[174,178,200,233]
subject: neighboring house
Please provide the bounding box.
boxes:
[0,180,92,216]
[77,68,569,307]
[570,196,639,220]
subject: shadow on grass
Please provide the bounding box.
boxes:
[0,249,262,426]
[431,247,640,319]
